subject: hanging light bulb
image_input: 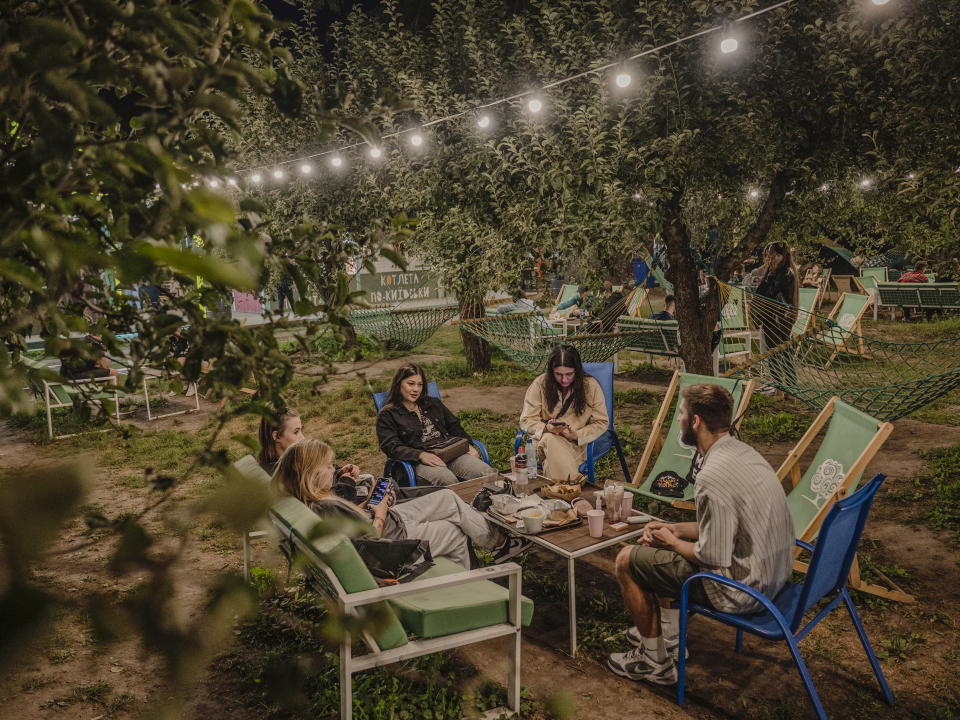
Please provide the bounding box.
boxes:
[819,183,829,191]
[368,146,383,160]
[720,36,738,53]
[250,173,262,184]
[860,177,872,188]
[329,156,343,168]
[300,163,312,175]
[273,169,285,180]
[227,178,238,187]
[208,179,220,189]
[871,0,890,5]
[410,133,424,147]
[907,172,915,179]
[477,114,491,129]
[527,97,543,113]
[749,188,759,198]
[615,72,632,88]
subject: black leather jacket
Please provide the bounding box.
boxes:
[756,267,796,306]
[376,396,472,464]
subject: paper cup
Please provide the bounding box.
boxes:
[587,509,604,538]
[520,508,545,534]
[620,492,634,521]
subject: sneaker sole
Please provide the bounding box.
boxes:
[606,658,678,686]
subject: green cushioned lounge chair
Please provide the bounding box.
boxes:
[717,285,752,363]
[819,292,872,364]
[774,399,909,603]
[553,283,581,317]
[234,455,532,720]
[626,371,755,509]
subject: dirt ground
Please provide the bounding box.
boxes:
[2,362,959,719]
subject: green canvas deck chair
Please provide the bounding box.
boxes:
[623,285,648,318]
[775,398,910,603]
[22,356,123,440]
[819,292,873,365]
[234,456,533,720]
[791,287,820,337]
[717,285,752,363]
[553,283,581,317]
[626,370,755,509]
[816,267,832,308]
[860,267,889,319]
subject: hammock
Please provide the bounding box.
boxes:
[347,270,457,350]
[717,282,960,421]
[348,300,459,350]
[457,289,673,374]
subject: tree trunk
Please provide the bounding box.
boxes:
[716,170,792,280]
[458,296,491,372]
[662,218,718,375]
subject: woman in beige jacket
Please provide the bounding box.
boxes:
[520,345,609,481]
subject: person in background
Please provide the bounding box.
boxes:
[607,383,793,686]
[277,272,295,316]
[58,333,119,383]
[274,439,525,567]
[554,284,592,318]
[754,242,799,384]
[801,263,823,289]
[519,345,608,482]
[496,289,536,314]
[168,327,197,397]
[898,260,932,320]
[650,295,676,321]
[376,364,496,486]
[592,281,626,330]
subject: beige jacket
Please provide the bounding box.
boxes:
[520,374,609,447]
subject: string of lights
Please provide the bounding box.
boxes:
[219,0,898,188]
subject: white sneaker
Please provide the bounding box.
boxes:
[184,382,197,397]
[625,626,688,661]
[607,647,678,685]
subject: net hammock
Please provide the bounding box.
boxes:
[717,281,960,421]
[457,287,673,374]
[347,271,458,350]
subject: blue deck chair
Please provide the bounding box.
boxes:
[676,474,893,720]
[514,362,630,485]
[373,381,490,487]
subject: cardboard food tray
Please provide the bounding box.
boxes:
[486,507,583,532]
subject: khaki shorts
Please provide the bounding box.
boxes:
[628,545,714,607]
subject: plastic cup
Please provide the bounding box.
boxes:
[520,509,544,534]
[587,509,604,538]
[603,484,623,522]
[620,491,634,521]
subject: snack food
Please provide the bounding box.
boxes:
[540,482,582,502]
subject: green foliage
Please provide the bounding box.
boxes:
[877,630,926,662]
[741,410,806,443]
[457,408,517,469]
[914,443,960,539]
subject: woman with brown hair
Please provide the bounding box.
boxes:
[376,363,495,486]
[519,345,608,481]
[273,439,524,567]
[754,242,799,384]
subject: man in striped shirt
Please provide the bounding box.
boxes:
[608,383,795,685]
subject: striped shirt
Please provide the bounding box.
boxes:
[693,434,794,613]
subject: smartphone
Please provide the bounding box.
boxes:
[550,420,567,427]
[367,478,391,507]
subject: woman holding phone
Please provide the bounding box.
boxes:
[273,439,525,567]
[519,345,609,481]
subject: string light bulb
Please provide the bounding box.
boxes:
[527,98,543,113]
[250,173,262,183]
[720,37,738,53]
[208,179,220,189]
[410,133,424,147]
[273,169,284,180]
[860,178,872,188]
[477,114,491,129]
[368,146,383,160]
[330,155,344,168]
[749,188,759,198]
[871,0,890,5]
[300,163,312,175]
[615,72,632,88]
[227,178,238,187]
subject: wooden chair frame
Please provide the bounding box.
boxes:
[775,398,910,602]
[822,291,873,366]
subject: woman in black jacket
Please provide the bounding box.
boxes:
[376,363,496,486]
[755,241,799,385]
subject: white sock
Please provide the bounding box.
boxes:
[660,607,680,642]
[642,634,669,664]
